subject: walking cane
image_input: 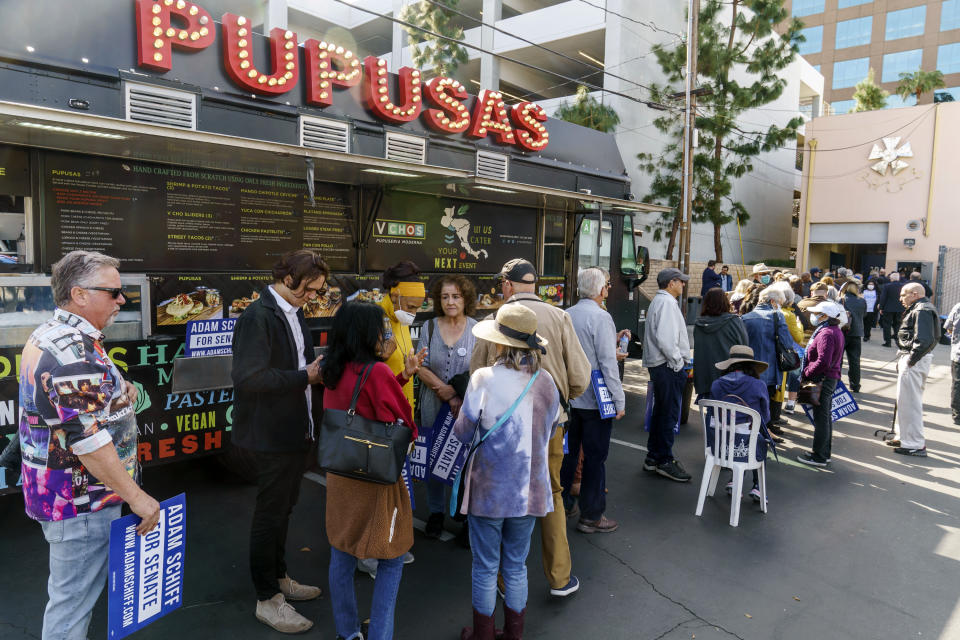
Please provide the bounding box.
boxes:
[875,401,897,440]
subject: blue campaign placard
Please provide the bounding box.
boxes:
[184,318,236,357]
[108,493,187,640]
[590,369,617,419]
[802,380,860,425]
[429,406,467,486]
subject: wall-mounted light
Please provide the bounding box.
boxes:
[362,168,421,178]
[578,50,604,67]
[17,122,126,139]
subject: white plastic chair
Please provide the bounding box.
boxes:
[695,399,768,527]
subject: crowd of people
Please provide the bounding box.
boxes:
[14,248,950,640]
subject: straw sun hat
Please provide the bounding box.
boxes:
[472,304,548,353]
[714,344,769,374]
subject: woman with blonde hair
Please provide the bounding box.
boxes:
[729,279,753,314]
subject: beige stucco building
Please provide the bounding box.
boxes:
[797,101,960,291]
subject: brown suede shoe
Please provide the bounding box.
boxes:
[255,593,313,634]
[576,515,619,534]
[278,575,323,601]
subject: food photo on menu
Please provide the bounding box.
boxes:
[155,285,223,326]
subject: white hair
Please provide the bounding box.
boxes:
[768,281,794,305]
[759,287,785,305]
[889,272,900,282]
[577,267,607,299]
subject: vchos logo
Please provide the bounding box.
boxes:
[134,0,549,150]
[374,220,425,238]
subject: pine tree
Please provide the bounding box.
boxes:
[398,0,469,79]
[555,85,621,133]
[637,0,804,261]
[851,68,888,112]
[896,69,946,104]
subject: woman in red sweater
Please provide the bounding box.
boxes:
[322,302,424,640]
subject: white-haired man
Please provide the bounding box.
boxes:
[19,250,160,639]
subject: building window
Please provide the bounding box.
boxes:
[885,94,917,109]
[881,49,922,83]
[836,17,872,49]
[792,0,824,18]
[833,57,870,89]
[885,6,926,41]
[934,86,960,102]
[813,64,821,73]
[797,25,823,55]
[944,0,960,32]
[939,42,960,74]
[831,99,856,114]
[838,0,871,7]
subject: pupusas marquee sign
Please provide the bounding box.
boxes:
[134,0,549,151]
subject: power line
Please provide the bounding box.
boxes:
[328,0,668,109]
[574,0,685,40]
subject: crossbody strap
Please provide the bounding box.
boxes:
[348,363,374,415]
[476,369,540,446]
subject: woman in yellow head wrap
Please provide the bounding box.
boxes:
[379,261,428,407]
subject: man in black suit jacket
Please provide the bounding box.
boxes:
[700,259,723,297]
[877,272,905,347]
[231,249,328,633]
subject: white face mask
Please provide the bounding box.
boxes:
[867,284,875,290]
[810,313,824,325]
[394,309,416,326]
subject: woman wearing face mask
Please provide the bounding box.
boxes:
[796,301,846,468]
[862,280,878,342]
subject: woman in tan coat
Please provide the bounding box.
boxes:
[322,302,424,640]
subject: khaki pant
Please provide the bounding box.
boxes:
[895,353,933,449]
[541,428,572,589]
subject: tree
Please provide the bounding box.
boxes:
[896,69,946,104]
[637,0,804,261]
[554,85,621,133]
[398,0,469,79]
[851,68,888,112]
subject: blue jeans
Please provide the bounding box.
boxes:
[39,505,121,640]
[647,364,687,464]
[329,546,404,640]
[468,515,536,615]
[426,478,447,515]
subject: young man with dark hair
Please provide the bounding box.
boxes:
[700,260,723,298]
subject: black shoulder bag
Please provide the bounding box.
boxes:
[318,364,413,484]
[773,312,801,372]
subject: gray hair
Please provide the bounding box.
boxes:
[838,267,852,278]
[889,272,900,282]
[577,267,607,299]
[758,287,785,305]
[768,281,794,305]
[496,344,542,372]
[51,250,120,307]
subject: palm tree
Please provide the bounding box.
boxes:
[852,68,888,112]
[896,69,946,103]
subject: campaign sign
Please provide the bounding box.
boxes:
[802,380,860,425]
[429,405,467,486]
[401,460,415,510]
[108,493,186,639]
[185,319,236,357]
[409,410,442,482]
[590,369,617,419]
[643,381,680,434]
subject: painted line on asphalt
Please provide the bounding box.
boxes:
[304,471,455,542]
[610,438,647,452]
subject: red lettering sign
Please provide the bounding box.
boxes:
[423,77,470,133]
[304,39,362,107]
[135,0,215,72]
[511,102,549,151]
[222,13,298,95]
[363,57,422,124]
[467,90,515,145]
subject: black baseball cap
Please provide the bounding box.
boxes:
[499,258,537,283]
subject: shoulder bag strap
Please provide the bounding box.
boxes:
[348,363,374,415]
[477,369,540,446]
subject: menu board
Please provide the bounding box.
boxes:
[367,192,536,274]
[42,152,354,271]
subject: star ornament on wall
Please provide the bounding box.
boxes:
[868,137,913,175]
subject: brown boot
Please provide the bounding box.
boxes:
[461,608,497,640]
[497,607,525,640]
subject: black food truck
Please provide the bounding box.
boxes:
[0,0,668,493]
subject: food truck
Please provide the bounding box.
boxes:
[0,0,668,493]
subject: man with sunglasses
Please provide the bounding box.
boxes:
[18,250,161,640]
[231,249,328,633]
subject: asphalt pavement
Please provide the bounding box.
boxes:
[2,338,959,640]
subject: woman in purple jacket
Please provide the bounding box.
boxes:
[796,301,847,467]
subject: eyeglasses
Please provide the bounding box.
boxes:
[84,287,123,299]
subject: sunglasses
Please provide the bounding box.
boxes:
[84,287,124,299]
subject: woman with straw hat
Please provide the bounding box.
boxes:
[454,304,560,640]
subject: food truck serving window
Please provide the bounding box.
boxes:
[578,218,612,271]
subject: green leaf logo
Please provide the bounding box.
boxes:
[133,381,152,414]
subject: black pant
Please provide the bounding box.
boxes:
[560,408,613,521]
[863,311,878,340]
[952,360,960,422]
[251,450,307,600]
[647,364,686,464]
[881,311,902,345]
[844,336,862,390]
[812,377,838,462]
[766,385,782,421]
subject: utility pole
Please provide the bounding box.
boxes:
[679,0,700,314]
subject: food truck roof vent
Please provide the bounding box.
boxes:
[476,151,510,181]
[299,116,350,153]
[385,132,427,165]
[124,81,196,131]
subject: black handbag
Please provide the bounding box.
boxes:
[797,380,823,406]
[318,363,412,485]
[774,312,802,371]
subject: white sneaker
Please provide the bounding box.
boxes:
[255,593,313,634]
[278,574,323,601]
[357,557,379,579]
[784,400,796,414]
[403,551,415,565]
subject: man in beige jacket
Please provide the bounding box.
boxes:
[471,258,590,597]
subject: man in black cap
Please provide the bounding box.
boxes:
[471,258,590,598]
[642,267,692,482]
[809,267,822,283]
